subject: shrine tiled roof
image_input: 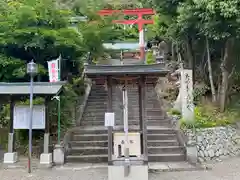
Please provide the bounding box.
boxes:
[84,64,169,77]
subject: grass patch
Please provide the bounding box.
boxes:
[179,104,236,129]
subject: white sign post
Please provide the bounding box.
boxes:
[181,69,194,121]
[13,105,45,129]
[105,112,115,127]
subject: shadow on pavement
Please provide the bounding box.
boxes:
[0,144,5,162]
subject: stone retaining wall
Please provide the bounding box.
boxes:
[184,126,240,162]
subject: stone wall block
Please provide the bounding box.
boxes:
[184,126,240,162]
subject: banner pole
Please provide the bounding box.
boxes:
[57,55,61,144]
[57,97,61,144]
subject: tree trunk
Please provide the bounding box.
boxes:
[172,42,177,61]
[185,36,195,84]
[206,38,217,102]
[217,76,221,101]
[219,38,234,112]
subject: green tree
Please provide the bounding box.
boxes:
[0,0,123,144]
[0,0,84,81]
[142,0,240,111]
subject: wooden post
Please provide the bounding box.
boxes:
[138,78,143,154]
[43,98,50,154]
[139,75,148,162]
[107,76,113,164]
[8,97,15,153]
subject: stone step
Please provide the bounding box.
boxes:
[72,134,108,141]
[90,91,157,94]
[69,146,184,156]
[87,98,159,102]
[83,109,166,114]
[90,89,155,93]
[87,97,159,101]
[72,126,174,134]
[70,140,108,147]
[73,128,107,135]
[81,121,171,127]
[147,134,177,141]
[147,128,175,134]
[84,107,164,116]
[147,140,179,147]
[82,114,165,118]
[84,108,164,114]
[86,106,162,110]
[69,146,108,155]
[148,120,171,126]
[88,98,158,102]
[148,154,186,162]
[148,146,185,154]
[90,90,140,93]
[66,154,185,163]
[70,140,180,149]
[72,133,177,141]
[70,140,179,148]
[82,116,167,120]
[72,127,175,135]
[85,104,162,109]
[81,120,140,126]
[90,92,157,96]
[81,119,169,124]
[82,112,166,119]
[86,101,160,105]
[89,95,158,99]
[66,154,108,163]
[84,105,162,110]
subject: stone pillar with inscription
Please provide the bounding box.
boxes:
[181,70,197,163]
[180,69,194,121]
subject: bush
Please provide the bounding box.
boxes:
[146,51,156,64]
[180,104,235,129]
[168,108,181,116]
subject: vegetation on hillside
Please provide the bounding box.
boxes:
[0,0,127,151]
[136,0,240,128]
[2,0,240,144]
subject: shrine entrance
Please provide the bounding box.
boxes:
[84,63,168,180]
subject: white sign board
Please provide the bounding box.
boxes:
[13,105,46,129]
[114,132,141,157]
[105,112,115,127]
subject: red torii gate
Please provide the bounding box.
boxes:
[98,8,155,62]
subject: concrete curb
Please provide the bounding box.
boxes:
[0,161,53,170]
[148,162,212,173]
[148,165,209,173]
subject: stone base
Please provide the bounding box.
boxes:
[40,153,53,166]
[108,165,148,180]
[53,144,65,165]
[187,146,198,164]
[3,152,18,164]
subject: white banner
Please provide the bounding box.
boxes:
[13,105,46,129]
[47,59,59,82]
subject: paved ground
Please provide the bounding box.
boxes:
[1,157,240,180]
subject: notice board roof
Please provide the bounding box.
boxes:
[0,81,66,96]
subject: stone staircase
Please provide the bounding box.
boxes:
[66,84,186,163]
